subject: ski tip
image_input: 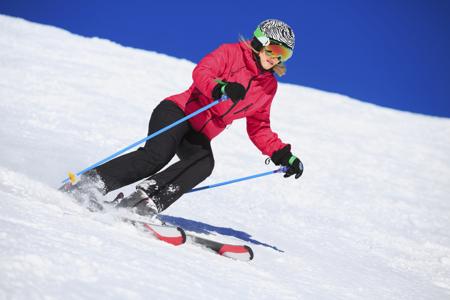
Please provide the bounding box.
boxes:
[245,245,255,261]
[68,172,77,184]
[219,244,254,261]
[178,227,187,245]
[143,223,186,246]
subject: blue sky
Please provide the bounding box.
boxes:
[1,0,449,117]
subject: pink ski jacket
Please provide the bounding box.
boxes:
[167,41,288,157]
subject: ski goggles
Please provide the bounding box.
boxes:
[263,43,293,62]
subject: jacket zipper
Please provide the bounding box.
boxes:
[218,76,257,118]
[199,74,263,134]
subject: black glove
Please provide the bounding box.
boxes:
[271,145,304,179]
[283,158,304,179]
[212,81,246,103]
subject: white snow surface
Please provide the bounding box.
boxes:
[1,15,450,300]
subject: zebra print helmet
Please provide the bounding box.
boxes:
[254,19,295,50]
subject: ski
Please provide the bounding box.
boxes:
[123,217,254,261]
[64,190,254,261]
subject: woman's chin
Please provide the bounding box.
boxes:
[261,63,274,70]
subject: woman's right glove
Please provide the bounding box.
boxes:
[212,80,246,103]
[271,145,304,179]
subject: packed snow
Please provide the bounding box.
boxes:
[1,14,450,299]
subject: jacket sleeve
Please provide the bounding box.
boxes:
[192,44,231,100]
[246,84,289,157]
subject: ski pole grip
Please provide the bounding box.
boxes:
[279,166,289,173]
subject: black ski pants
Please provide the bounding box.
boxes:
[96,100,214,211]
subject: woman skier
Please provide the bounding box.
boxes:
[63,19,304,215]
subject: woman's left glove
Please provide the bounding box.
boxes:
[212,80,246,103]
[271,145,304,179]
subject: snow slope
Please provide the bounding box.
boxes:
[1,14,450,299]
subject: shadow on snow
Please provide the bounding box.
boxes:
[158,214,284,253]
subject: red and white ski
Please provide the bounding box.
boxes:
[123,217,254,261]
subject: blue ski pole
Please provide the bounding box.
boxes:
[63,96,229,183]
[187,167,288,193]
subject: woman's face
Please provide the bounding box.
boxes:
[259,48,280,70]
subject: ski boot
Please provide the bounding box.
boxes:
[114,179,161,216]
